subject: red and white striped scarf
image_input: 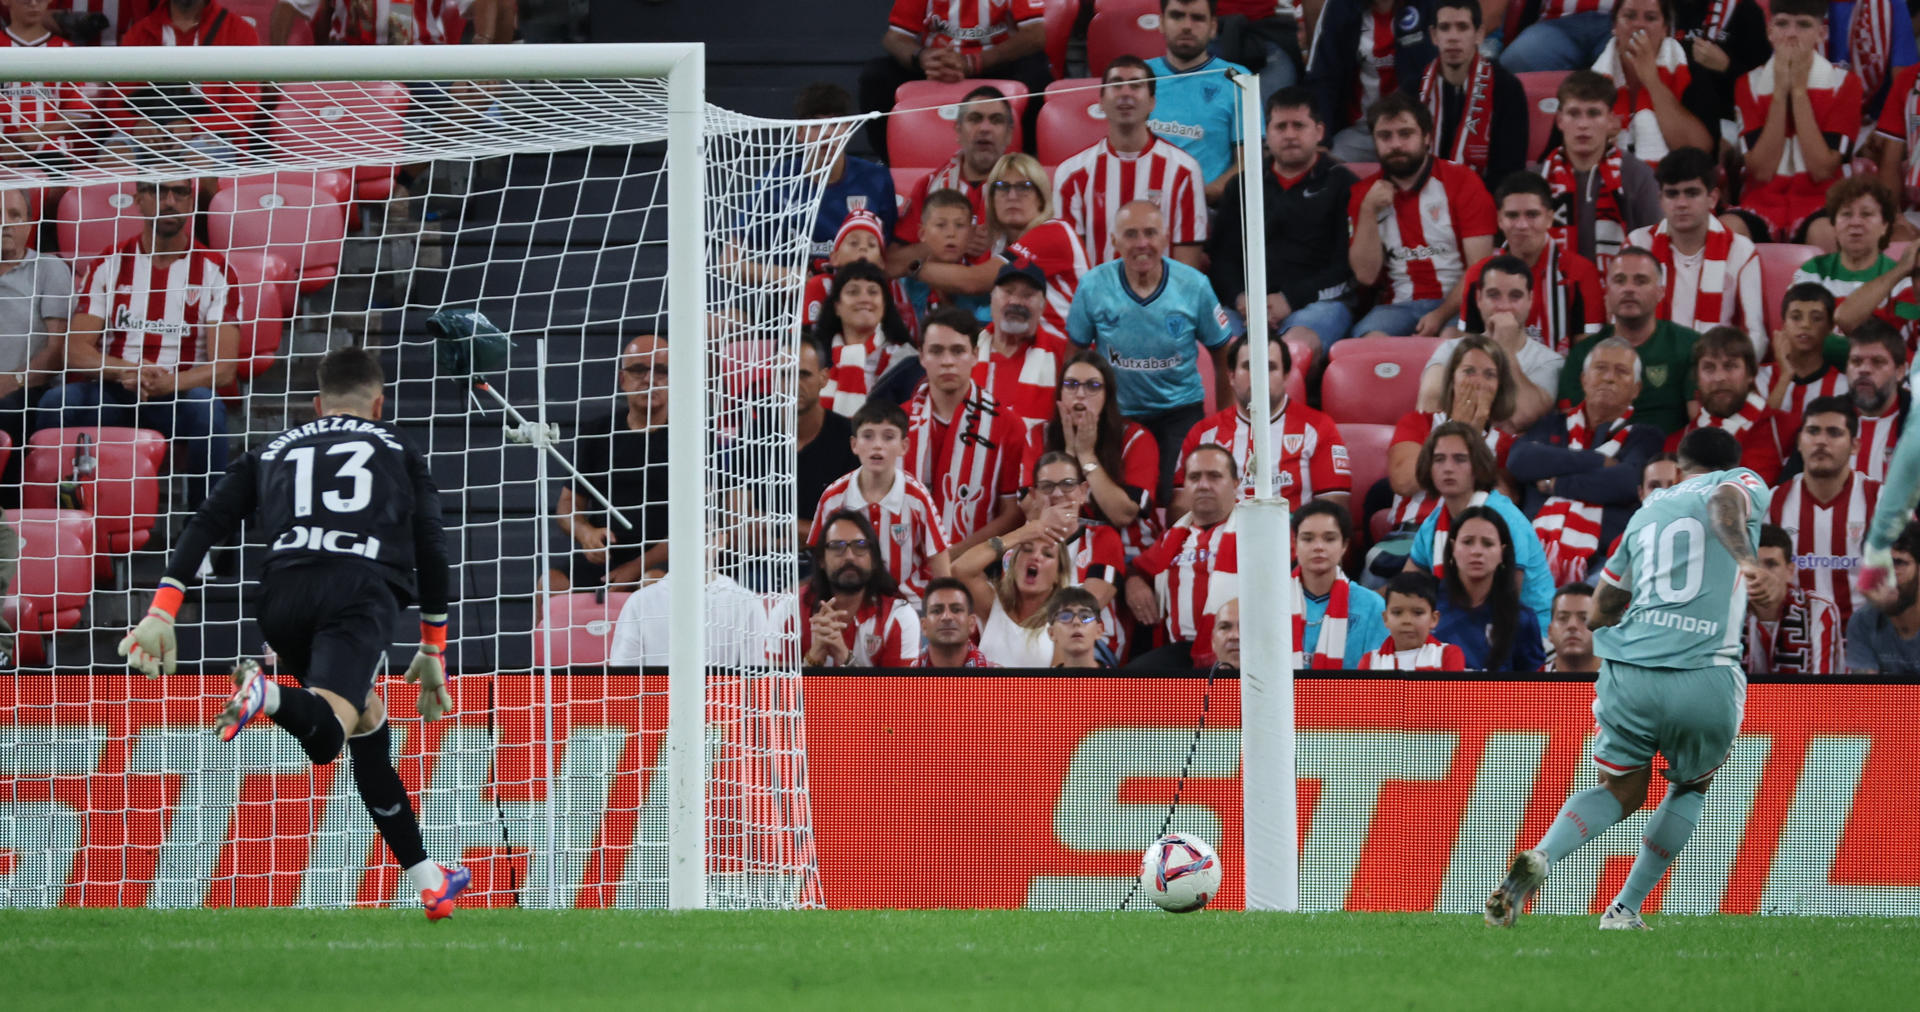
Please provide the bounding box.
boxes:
[1532,405,1634,585]
[1292,570,1349,670]
[1542,144,1626,271]
[1744,587,1833,675]
[1649,214,1737,329]
[1430,490,1490,579]
[907,383,1012,543]
[1698,0,1740,42]
[1422,54,1495,174]
[1694,389,1770,436]
[1897,67,1920,202]
[1847,0,1895,101]
[1522,239,1581,355]
[1358,636,1462,671]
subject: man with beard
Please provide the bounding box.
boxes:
[1558,246,1699,436]
[785,510,921,668]
[1419,0,1527,188]
[1512,337,1665,586]
[916,576,995,667]
[1347,92,1496,339]
[42,177,239,510]
[1054,56,1208,267]
[1851,523,1920,674]
[1174,334,1350,514]
[1146,0,1251,204]
[893,87,1013,249]
[1545,585,1601,673]
[1209,87,1358,362]
[1769,395,1882,626]
[1304,0,1437,165]
[1665,325,1793,482]
[1843,319,1911,482]
[1746,523,1844,674]
[1125,445,1241,669]
[971,260,1070,427]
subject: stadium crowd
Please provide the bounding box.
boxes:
[732,0,1920,675]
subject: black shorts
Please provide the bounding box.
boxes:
[258,562,398,705]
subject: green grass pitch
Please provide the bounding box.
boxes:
[4,909,1916,1010]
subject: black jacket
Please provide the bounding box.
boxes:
[1211,154,1359,314]
[1306,0,1439,133]
[1425,60,1531,190]
[1672,0,1772,134]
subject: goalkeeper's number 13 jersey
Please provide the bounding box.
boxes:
[1594,467,1771,671]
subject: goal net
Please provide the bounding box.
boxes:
[0,44,827,910]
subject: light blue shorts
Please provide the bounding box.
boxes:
[1590,659,1745,785]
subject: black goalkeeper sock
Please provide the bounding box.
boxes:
[271,686,346,765]
[348,724,430,870]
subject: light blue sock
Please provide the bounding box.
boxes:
[1613,787,1705,912]
[1535,785,1625,864]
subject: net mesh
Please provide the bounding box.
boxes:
[0,74,835,909]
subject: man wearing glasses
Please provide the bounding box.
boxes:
[42,177,238,509]
[546,334,669,592]
[781,509,920,668]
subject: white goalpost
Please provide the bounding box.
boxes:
[0,43,828,911]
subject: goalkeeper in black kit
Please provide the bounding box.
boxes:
[118,347,472,920]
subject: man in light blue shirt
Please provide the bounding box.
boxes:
[1146,0,1249,203]
[1067,200,1232,499]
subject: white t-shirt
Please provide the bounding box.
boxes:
[608,574,771,667]
[1424,335,1565,403]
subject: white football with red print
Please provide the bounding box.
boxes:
[1140,832,1222,913]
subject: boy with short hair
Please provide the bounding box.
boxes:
[1538,70,1664,271]
[1734,0,1864,242]
[903,188,991,323]
[809,400,953,603]
[1360,571,1467,670]
[1759,282,1850,425]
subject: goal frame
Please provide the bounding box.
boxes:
[1,42,714,911]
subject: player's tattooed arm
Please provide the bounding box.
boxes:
[1589,580,1632,630]
[1707,484,1759,565]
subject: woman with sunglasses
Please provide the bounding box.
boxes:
[1023,351,1163,560]
[910,153,1090,341]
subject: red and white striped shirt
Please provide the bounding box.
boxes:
[1357,636,1465,671]
[1132,511,1239,664]
[1022,419,1163,558]
[1348,158,1496,304]
[904,383,1025,544]
[897,154,988,244]
[777,589,921,667]
[1626,218,1764,337]
[1595,34,1692,162]
[887,0,1047,57]
[1386,411,1515,527]
[1768,472,1882,627]
[809,467,952,605]
[1857,406,1903,482]
[1066,520,1128,658]
[1745,587,1844,675]
[1351,8,1400,123]
[1003,218,1089,340]
[0,31,86,148]
[281,0,473,46]
[1175,399,1352,508]
[1735,55,1864,236]
[1537,0,1612,16]
[822,332,917,419]
[1754,364,1849,428]
[972,325,1069,428]
[1053,135,1207,263]
[80,237,237,369]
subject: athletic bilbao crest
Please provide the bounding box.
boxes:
[891,522,907,541]
[1282,434,1304,457]
[846,195,868,211]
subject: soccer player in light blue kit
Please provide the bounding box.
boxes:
[1857,365,1920,613]
[1487,427,1767,930]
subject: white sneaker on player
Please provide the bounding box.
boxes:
[216,660,267,742]
[1599,902,1651,930]
[1485,848,1548,927]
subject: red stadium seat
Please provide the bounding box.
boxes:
[1038,78,1109,165]
[56,181,143,260]
[268,81,408,203]
[1328,334,1444,363]
[1336,420,1395,514]
[1322,342,1435,424]
[207,183,347,294]
[1340,161,1378,180]
[1754,242,1822,335]
[889,166,919,220]
[0,430,10,479]
[1516,71,1570,163]
[1086,1,1165,77]
[1888,240,1910,262]
[892,79,1030,169]
[223,249,296,388]
[533,592,634,667]
[217,170,354,208]
[1045,0,1081,79]
[22,428,166,573]
[3,508,95,664]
